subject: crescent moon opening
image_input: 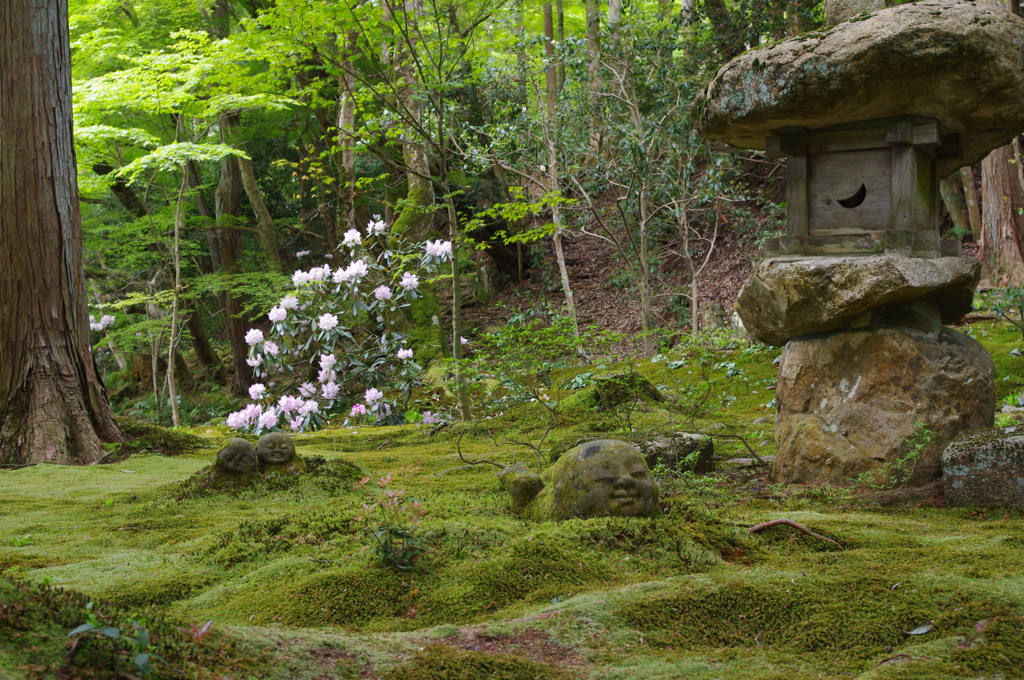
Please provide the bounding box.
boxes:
[838,183,867,209]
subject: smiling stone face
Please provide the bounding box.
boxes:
[521,440,660,521]
[573,449,657,518]
[216,438,257,475]
[256,433,296,466]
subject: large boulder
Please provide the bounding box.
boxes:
[773,327,994,486]
[942,430,1024,508]
[736,254,979,346]
[695,0,1024,176]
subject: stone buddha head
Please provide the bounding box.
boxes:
[216,438,257,475]
[256,432,296,466]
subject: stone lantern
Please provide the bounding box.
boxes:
[694,0,1024,487]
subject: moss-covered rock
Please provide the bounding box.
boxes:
[522,440,659,521]
[942,429,1024,508]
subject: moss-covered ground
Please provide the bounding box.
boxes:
[2,323,1024,679]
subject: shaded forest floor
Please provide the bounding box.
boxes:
[3,321,1024,679]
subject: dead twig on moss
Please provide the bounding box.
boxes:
[698,432,769,467]
[455,431,505,470]
[749,518,842,547]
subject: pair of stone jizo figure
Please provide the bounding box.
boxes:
[217,433,304,476]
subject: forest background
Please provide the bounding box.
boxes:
[64,0,1021,435]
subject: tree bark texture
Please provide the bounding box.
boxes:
[0,0,122,465]
[216,113,254,395]
[979,144,1024,286]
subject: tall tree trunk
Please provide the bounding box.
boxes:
[585,0,603,157]
[216,114,253,396]
[979,144,1024,286]
[555,0,565,90]
[388,3,434,243]
[167,175,186,428]
[0,0,122,465]
[543,2,577,328]
[336,33,358,242]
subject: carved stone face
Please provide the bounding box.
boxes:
[217,438,257,475]
[256,432,296,465]
[572,448,659,518]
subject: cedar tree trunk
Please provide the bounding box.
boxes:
[0,0,122,465]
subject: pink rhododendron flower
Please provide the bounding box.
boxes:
[364,387,383,404]
[249,383,267,400]
[318,313,339,331]
[295,250,310,258]
[460,336,468,345]
[268,306,286,322]
[319,353,337,369]
[258,409,278,430]
[350,403,367,417]
[226,411,248,429]
[343,229,361,246]
[279,395,303,413]
[399,272,419,290]
[367,218,388,234]
[425,240,452,258]
[292,269,311,285]
[289,417,304,431]
[397,348,413,360]
[374,285,393,301]
[299,382,317,398]
[246,355,263,367]
[245,328,264,345]
[280,295,299,309]
[321,381,340,400]
[422,411,438,425]
[348,259,369,278]
[263,341,279,356]
[299,399,319,415]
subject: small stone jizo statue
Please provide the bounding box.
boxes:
[501,440,659,521]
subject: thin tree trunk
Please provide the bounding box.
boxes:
[0,0,122,465]
[555,0,565,90]
[336,32,358,242]
[979,144,1024,286]
[542,4,577,328]
[437,103,472,420]
[186,159,222,271]
[585,0,602,157]
[167,175,186,428]
[236,157,282,272]
[389,6,434,242]
[940,170,971,238]
[638,189,654,357]
[961,165,983,240]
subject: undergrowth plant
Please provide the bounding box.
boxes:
[851,422,935,492]
[226,221,451,433]
[354,474,427,570]
[458,310,620,469]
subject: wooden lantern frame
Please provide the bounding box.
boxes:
[763,116,963,257]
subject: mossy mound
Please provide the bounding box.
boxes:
[382,646,572,680]
[0,576,260,679]
[619,572,1023,672]
[172,456,363,499]
[114,417,204,456]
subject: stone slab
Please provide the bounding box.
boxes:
[735,254,980,346]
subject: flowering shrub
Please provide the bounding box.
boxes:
[225,219,450,434]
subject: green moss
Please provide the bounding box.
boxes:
[115,417,204,456]
[382,646,572,680]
